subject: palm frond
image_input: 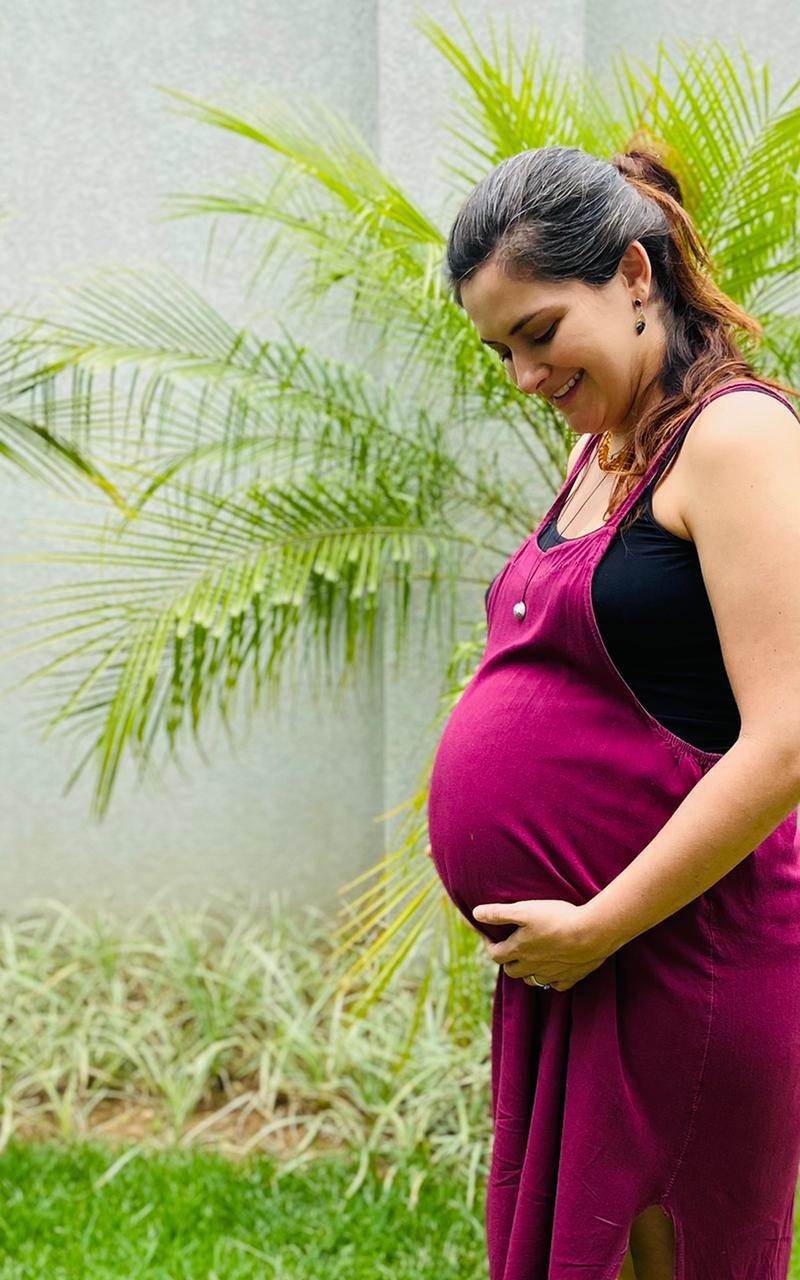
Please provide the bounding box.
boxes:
[610,39,800,302]
[12,258,564,502]
[0,318,126,504]
[157,82,444,334]
[415,5,585,187]
[151,69,541,414]
[3,449,487,816]
[5,267,558,543]
[752,313,800,384]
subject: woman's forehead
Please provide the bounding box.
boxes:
[461,263,581,332]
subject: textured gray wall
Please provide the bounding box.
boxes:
[0,1,796,918]
[0,0,385,918]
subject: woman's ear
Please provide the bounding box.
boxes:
[618,239,652,302]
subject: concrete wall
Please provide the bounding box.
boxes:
[0,1,796,918]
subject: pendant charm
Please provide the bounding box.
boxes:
[512,601,526,621]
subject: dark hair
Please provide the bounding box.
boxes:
[445,144,800,524]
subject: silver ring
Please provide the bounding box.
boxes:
[524,974,551,989]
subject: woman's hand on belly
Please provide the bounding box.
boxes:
[473,898,612,992]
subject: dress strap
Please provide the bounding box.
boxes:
[606,381,800,531]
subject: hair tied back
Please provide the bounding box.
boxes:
[611,149,685,208]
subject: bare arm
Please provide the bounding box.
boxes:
[581,391,800,953]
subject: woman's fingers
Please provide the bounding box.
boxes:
[425,841,433,858]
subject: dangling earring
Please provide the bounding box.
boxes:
[634,297,646,335]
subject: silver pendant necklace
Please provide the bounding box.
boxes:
[512,463,612,622]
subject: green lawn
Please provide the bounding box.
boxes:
[0,1141,797,1279]
[0,1142,487,1279]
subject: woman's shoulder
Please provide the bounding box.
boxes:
[659,380,800,543]
[685,379,800,457]
[676,380,800,533]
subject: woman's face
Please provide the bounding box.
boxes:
[459,241,664,438]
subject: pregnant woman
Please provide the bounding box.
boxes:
[427,145,800,1279]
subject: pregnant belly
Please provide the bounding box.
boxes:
[427,663,700,941]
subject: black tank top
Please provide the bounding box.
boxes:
[484,384,796,755]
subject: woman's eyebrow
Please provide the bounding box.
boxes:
[480,308,550,344]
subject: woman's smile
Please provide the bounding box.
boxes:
[552,368,585,406]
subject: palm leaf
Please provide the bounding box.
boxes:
[0,318,125,504]
[609,39,800,302]
[415,5,585,187]
[2,450,489,816]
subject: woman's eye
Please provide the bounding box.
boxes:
[496,321,558,362]
[533,322,558,344]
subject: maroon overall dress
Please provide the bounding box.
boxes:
[427,382,800,1278]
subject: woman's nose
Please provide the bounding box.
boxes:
[513,358,550,397]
